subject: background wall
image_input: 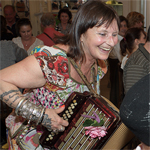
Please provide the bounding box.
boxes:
[1,0,150,36]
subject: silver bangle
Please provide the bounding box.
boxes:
[15,97,27,115]
[36,107,46,125]
[18,100,45,125]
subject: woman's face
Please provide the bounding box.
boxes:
[19,25,32,40]
[80,19,119,61]
[60,12,69,24]
[119,20,128,37]
[138,31,146,44]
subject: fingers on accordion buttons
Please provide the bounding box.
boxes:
[58,126,65,132]
[53,129,58,133]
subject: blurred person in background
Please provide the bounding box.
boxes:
[120,27,146,69]
[3,5,19,38]
[123,26,150,94]
[0,15,13,40]
[12,18,44,55]
[55,8,72,34]
[127,11,144,28]
[37,12,64,47]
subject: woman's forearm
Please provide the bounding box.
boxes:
[0,80,23,109]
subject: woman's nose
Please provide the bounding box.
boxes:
[106,36,115,47]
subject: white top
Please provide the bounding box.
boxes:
[135,146,142,150]
[109,34,123,62]
[12,37,44,55]
[121,54,128,69]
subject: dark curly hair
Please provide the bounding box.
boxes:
[58,8,72,23]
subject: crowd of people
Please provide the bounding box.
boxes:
[0,1,149,150]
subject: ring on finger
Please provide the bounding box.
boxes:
[58,126,65,132]
[53,129,58,133]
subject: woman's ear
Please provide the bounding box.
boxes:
[80,34,84,42]
[135,39,139,45]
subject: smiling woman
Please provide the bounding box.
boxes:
[79,20,119,61]
[12,18,44,55]
[55,8,72,34]
[0,1,120,149]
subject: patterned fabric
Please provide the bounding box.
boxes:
[6,45,107,150]
[55,23,71,35]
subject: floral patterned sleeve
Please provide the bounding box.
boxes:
[33,46,70,88]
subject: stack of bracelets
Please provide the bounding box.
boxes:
[15,97,46,125]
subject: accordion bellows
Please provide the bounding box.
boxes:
[40,92,134,149]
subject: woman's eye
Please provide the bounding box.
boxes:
[112,34,118,37]
[99,33,106,36]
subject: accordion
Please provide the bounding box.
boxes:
[40,91,134,149]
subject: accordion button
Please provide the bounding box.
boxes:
[65,110,69,113]
[67,115,71,118]
[73,100,76,103]
[49,135,52,138]
[51,132,55,136]
[69,109,72,112]
[68,107,71,110]
[46,138,49,141]
[74,102,77,106]
[64,116,67,119]
[71,106,75,109]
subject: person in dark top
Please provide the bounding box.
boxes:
[3,5,19,38]
[120,74,150,150]
[0,15,13,40]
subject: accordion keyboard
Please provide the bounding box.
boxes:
[40,92,121,149]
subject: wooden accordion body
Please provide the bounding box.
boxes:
[40,91,134,149]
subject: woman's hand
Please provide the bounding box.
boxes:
[41,105,69,132]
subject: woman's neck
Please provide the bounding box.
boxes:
[22,36,35,50]
[61,22,68,29]
[144,42,150,53]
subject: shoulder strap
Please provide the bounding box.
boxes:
[69,57,98,97]
[53,45,98,96]
[43,32,55,43]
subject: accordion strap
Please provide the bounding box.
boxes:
[69,58,98,97]
[53,45,98,97]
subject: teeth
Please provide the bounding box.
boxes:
[99,46,110,51]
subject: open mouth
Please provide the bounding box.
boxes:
[99,46,111,51]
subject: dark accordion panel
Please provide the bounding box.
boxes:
[40,91,121,149]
